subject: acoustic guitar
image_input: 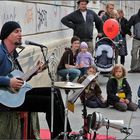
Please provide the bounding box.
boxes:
[0,62,46,108]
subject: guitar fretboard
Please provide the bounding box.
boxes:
[20,66,38,81]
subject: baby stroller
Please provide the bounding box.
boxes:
[94,37,116,76]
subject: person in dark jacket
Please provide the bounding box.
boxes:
[98,10,105,19]
[61,0,103,55]
[107,64,138,112]
[102,2,114,22]
[57,36,81,81]
[127,9,140,73]
[117,9,132,65]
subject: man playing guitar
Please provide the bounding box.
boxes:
[0,21,71,139]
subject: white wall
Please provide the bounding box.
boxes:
[0,0,139,87]
[0,1,74,35]
[0,1,75,87]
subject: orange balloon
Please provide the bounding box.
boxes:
[103,19,120,39]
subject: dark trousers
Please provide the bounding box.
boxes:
[85,96,107,108]
[120,55,125,65]
[114,101,138,112]
[5,87,71,139]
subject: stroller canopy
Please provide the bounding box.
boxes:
[95,37,115,71]
[96,44,113,58]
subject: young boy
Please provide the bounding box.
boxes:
[77,65,107,108]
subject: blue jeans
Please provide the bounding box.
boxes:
[57,68,81,81]
[79,67,88,77]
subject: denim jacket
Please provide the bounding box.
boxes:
[0,42,18,86]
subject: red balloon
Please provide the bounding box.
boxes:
[103,19,120,39]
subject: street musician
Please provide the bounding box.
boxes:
[0,21,71,139]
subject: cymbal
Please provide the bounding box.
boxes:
[54,81,84,89]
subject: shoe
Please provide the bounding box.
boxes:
[128,70,140,73]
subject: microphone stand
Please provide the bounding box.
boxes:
[66,54,70,82]
[40,47,55,139]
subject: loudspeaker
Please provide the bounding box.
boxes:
[87,112,131,135]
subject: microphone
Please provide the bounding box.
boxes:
[25,40,47,49]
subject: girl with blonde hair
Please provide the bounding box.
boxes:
[106,64,138,111]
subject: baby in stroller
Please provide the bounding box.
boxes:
[94,37,115,75]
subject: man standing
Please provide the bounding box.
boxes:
[127,9,140,73]
[102,2,114,22]
[61,0,103,55]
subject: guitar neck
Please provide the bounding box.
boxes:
[20,66,38,81]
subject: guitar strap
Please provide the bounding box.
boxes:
[13,51,23,72]
[9,50,23,72]
[14,58,23,72]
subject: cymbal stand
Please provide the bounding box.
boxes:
[63,54,70,139]
[63,89,70,140]
[54,88,71,140]
[69,92,89,140]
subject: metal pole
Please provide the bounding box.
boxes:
[119,0,122,9]
[63,89,70,140]
[51,83,54,139]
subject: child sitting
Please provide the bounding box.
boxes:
[107,64,138,111]
[77,65,107,108]
[76,42,94,76]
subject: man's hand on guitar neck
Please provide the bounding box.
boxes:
[36,60,47,74]
[10,77,24,90]
[9,61,46,90]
